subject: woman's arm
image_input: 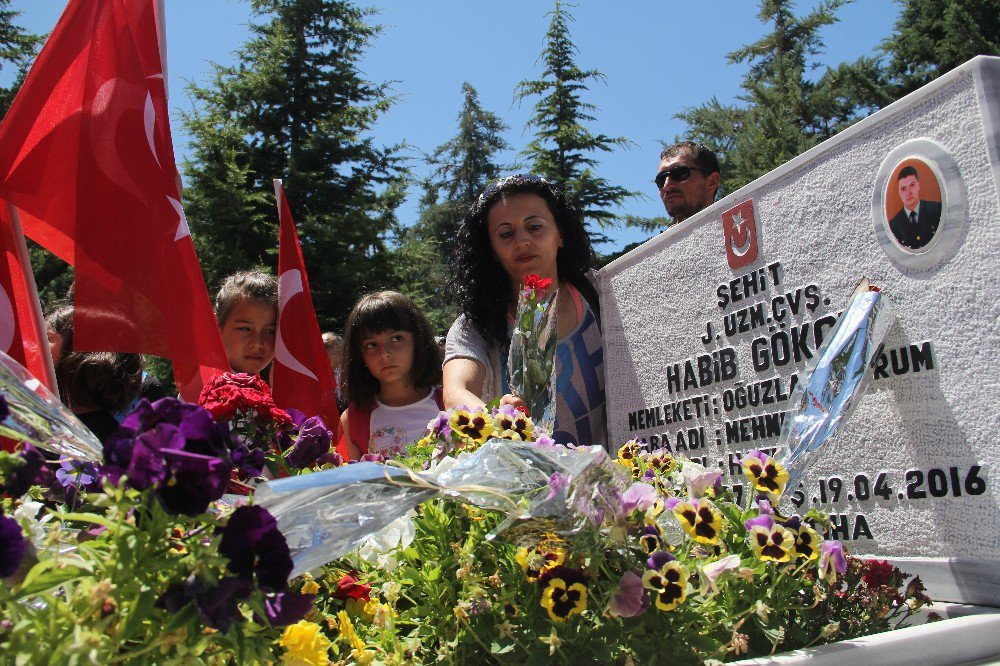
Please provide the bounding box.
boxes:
[442,358,487,409]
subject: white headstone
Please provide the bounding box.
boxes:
[601,56,1000,606]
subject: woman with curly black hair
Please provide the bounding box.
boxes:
[443,174,607,448]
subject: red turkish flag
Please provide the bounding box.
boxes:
[0,204,56,392]
[0,0,228,401]
[271,180,341,444]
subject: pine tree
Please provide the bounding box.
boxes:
[392,83,509,333]
[419,82,508,259]
[882,0,1000,96]
[676,0,882,194]
[0,0,41,118]
[182,0,405,329]
[515,1,638,244]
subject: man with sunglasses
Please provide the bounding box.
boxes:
[655,141,721,222]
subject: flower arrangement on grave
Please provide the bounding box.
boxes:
[259,407,932,664]
[197,371,340,484]
[0,395,313,663]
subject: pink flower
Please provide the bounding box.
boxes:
[545,472,569,500]
[608,571,648,617]
[819,541,848,583]
[682,464,722,499]
[700,555,741,595]
[619,482,658,515]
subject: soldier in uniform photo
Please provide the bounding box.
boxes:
[887,164,942,250]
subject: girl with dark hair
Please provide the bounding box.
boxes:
[45,306,153,442]
[443,174,607,448]
[339,291,444,459]
[214,270,278,377]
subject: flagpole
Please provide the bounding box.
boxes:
[5,202,58,392]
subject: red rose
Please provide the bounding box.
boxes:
[523,273,552,292]
[333,571,371,602]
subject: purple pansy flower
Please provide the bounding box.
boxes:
[219,505,292,591]
[0,512,26,578]
[102,400,233,515]
[756,497,775,515]
[429,410,451,439]
[284,416,331,469]
[1,444,53,498]
[533,430,557,448]
[262,590,314,626]
[196,577,254,631]
[230,443,266,478]
[55,459,98,488]
[608,571,649,617]
[647,549,676,571]
[745,513,775,532]
[275,408,308,452]
[157,449,232,516]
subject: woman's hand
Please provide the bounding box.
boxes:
[498,393,527,413]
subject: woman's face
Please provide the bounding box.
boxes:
[486,192,563,288]
[220,299,276,375]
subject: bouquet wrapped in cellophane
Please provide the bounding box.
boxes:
[507,273,558,432]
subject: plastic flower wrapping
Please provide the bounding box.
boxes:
[507,273,558,432]
[775,278,895,492]
[0,282,936,663]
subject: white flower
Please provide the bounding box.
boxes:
[682,462,722,499]
[700,554,741,595]
[14,499,47,545]
[357,509,416,571]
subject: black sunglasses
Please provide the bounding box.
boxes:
[654,165,710,190]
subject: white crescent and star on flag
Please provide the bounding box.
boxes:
[276,269,317,381]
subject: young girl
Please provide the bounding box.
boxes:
[340,291,443,460]
[214,271,278,377]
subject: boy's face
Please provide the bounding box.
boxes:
[220,299,276,375]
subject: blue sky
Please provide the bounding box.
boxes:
[12,0,900,252]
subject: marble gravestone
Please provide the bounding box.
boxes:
[600,56,1000,607]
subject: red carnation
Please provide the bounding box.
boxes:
[333,571,371,602]
[523,273,552,292]
[862,559,895,588]
[198,372,293,428]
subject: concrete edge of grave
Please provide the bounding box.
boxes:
[602,55,1000,276]
[879,556,1000,608]
[728,612,1000,666]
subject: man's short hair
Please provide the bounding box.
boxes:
[660,141,720,175]
[897,165,918,181]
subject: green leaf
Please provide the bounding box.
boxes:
[118,588,158,642]
[15,562,89,598]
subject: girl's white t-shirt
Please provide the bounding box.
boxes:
[368,389,439,455]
